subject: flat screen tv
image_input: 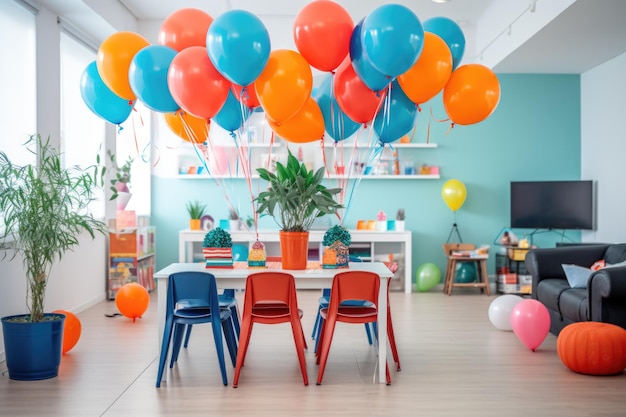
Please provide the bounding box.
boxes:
[510,180,594,230]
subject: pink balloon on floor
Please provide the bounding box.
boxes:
[510,299,550,351]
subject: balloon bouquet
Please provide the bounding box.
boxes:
[80,2,502,233]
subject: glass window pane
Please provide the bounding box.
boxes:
[0,0,36,165]
[60,31,106,219]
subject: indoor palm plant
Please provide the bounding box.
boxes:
[255,151,343,269]
[0,134,107,380]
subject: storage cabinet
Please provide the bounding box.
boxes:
[495,253,531,295]
[108,226,156,299]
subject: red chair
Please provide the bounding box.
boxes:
[315,270,391,385]
[232,271,308,387]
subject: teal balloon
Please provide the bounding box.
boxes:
[455,262,477,283]
[416,263,441,292]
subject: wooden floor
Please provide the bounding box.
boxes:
[1,288,625,417]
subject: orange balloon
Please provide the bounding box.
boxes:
[254,49,313,123]
[53,310,82,354]
[267,97,324,143]
[97,31,150,101]
[115,283,150,322]
[398,32,453,104]
[158,8,213,52]
[293,0,353,72]
[443,64,501,125]
[163,110,209,143]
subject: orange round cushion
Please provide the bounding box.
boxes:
[557,322,626,375]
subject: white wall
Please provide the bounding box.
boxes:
[581,51,626,243]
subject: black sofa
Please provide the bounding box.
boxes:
[525,244,626,335]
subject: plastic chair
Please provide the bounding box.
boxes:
[315,270,391,385]
[156,271,238,387]
[311,256,373,352]
[182,244,247,348]
[233,271,308,387]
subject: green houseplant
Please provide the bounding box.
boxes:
[0,134,107,380]
[186,200,207,230]
[255,151,343,269]
[202,227,233,268]
[106,150,134,207]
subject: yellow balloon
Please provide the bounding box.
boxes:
[442,179,467,211]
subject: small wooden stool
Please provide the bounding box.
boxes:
[442,244,490,296]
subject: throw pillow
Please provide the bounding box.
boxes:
[606,260,626,269]
[562,264,594,289]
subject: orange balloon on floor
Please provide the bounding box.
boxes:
[115,283,150,322]
[53,309,82,354]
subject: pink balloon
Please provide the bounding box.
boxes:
[167,46,229,119]
[510,299,551,351]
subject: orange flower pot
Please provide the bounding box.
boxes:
[279,231,309,270]
[189,219,201,230]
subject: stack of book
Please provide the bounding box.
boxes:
[202,247,233,268]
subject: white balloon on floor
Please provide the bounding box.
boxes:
[488,294,524,331]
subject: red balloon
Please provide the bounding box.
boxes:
[53,309,82,354]
[293,0,353,72]
[231,84,261,109]
[115,283,150,322]
[443,64,501,125]
[158,8,213,51]
[334,56,385,124]
[168,46,229,119]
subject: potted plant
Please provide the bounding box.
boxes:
[322,225,352,269]
[255,151,343,269]
[107,150,134,209]
[0,134,107,380]
[395,209,405,231]
[186,200,207,230]
[202,227,233,268]
[228,207,240,231]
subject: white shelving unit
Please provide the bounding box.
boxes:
[178,229,413,293]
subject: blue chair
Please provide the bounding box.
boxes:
[156,271,238,387]
[182,244,248,348]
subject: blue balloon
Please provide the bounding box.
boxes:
[80,61,132,125]
[349,19,390,92]
[373,80,417,144]
[423,17,466,70]
[212,89,250,132]
[314,75,360,142]
[207,10,271,86]
[361,4,424,78]
[129,45,179,113]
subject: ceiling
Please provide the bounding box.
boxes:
[39,0,626,74]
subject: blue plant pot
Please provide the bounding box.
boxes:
[1,313,65,380]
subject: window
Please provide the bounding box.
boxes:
[60,30,106,219]
[0,0,36,166]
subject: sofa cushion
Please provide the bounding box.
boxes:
[604,244,626,265]
[536,279,588,322]
[562,264,593,288]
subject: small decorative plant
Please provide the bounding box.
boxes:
[186,200,207,220]
[107,150,134,200]
[203,227,233,248]
[323,225,352,247]
[396,209,405,221]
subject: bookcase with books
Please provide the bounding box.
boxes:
[108,226,156,300]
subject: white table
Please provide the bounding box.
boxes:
[178,229,413,293]
[154,261,393,384]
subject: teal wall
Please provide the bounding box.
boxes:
[152,74,582,284]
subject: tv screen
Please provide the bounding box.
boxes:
[510,180,594,230]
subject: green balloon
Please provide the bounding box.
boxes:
[416,263,441,292]
[455,262,477,283]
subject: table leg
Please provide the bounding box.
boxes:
[377,276,388,384]
[157,278,167,381]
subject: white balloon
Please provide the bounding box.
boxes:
[488,294,524,331]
